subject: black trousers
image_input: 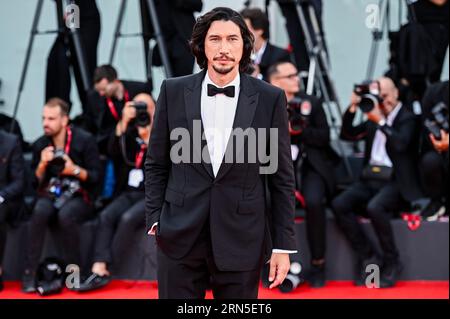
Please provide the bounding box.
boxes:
[156,222,262,299]
[0,201,21,266]
[94,191,145,264]
[420,150,449,202]
[24,196,93,272]
[302,168,328,262]
[331,181,407,265]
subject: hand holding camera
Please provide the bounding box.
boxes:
[40,146,55,166]
[430,130,449,153]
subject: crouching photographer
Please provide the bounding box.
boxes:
[331,77,424,288]
[419,80,449,220]
[22,98,101,293]
[76,93,155,292]
[268,61,339,288]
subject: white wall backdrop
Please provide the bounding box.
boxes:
[0,0,448,141]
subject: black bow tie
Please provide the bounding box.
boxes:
[207,84,235,98]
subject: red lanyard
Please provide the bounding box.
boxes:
[135,143,147,169]
[106,90,129,121]
[64,126,72,154]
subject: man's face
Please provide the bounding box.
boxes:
[42,106,67,137]
[205,20,244,75]
[95,78,118,98]
[269,63,300,98]
[376,78,399,114]
[244,19,263,43]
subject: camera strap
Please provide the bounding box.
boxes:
[106,90,130,121]
[135,143,147,169]
[64,126,72,154]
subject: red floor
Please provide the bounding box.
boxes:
[1,280,448,299]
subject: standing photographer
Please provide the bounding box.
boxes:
[331,77,423,288]
[22,98,101,293]
[268,61,339,287]
[76,94,155,292]
[419,80,449,220]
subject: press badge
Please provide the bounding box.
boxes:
[128,169,144,188]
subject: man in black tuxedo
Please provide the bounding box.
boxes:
[240,8,292,81]
[268,61,339,287]
[145,7,297,299]
[331,77,424,288]
[0,130,25,291]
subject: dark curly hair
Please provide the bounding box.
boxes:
[190,7,255,73]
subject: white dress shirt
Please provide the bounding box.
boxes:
[252,41,267,66]
[369,102,403,167]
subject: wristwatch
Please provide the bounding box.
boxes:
[73,166,81,177]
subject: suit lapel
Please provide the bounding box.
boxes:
[184,71,215,179]
[215,74,259,181]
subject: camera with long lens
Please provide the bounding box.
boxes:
[424,102,449,141]
[47,177,81,209]
[353,81,384,113]
[278,261,304,293]
[287,97,312,135]
[35,258,65,296]
[132,101,151,128]
[47,149,66,175]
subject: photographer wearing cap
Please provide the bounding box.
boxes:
[76,93,155,292]
[331,77,423,288]
[0,130,25,291]
[22,98,101,293]
[418,80,449,221]
[268,61,339,288]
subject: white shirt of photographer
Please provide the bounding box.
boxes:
[149,72,297,255]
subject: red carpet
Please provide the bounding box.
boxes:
[1,281,448,299]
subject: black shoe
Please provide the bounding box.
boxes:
[379,262,403,288]
[354,255,380,287]
[0,275,3,292]
[421,200,446,221]
[306,264,326,288]
[76,272,111,292]
[22,271,36,293]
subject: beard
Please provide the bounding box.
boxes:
[212,64,235,75]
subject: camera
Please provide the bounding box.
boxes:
[35,257,65,296]
[47,149,66,175]
[132,101,151,128]
[424,102,449,141]
[47,177,81,209]
[354,81,384,113]
[278,261,304,293]
[287,97,312,135]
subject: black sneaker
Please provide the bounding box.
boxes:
[354,255,380,287]
[380,261,403,288]
[76,272,111,292]
[306,264,326,288]
[22,271,36,293]
[421,200,446,221]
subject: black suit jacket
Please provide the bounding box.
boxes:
[259,43,292,81]
[291,93,339,195]
[341,105,423,202]
[145,71,296,272]
[0,131,25,202]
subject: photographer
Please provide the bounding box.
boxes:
[331,77,423,288]
[22,98,101,293]
[85,65,152,155]
[240,8,292,81]
[0,131,25,291]
[77,93,155,292]
[419,80,449,220]
[268,61,339,287]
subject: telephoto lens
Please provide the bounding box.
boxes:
[278,261,304,293]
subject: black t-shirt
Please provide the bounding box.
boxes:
[31,126,101,196]
[412,0,449,26]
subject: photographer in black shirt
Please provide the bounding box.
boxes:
[22,98,101,293]
[77,93,155,292]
